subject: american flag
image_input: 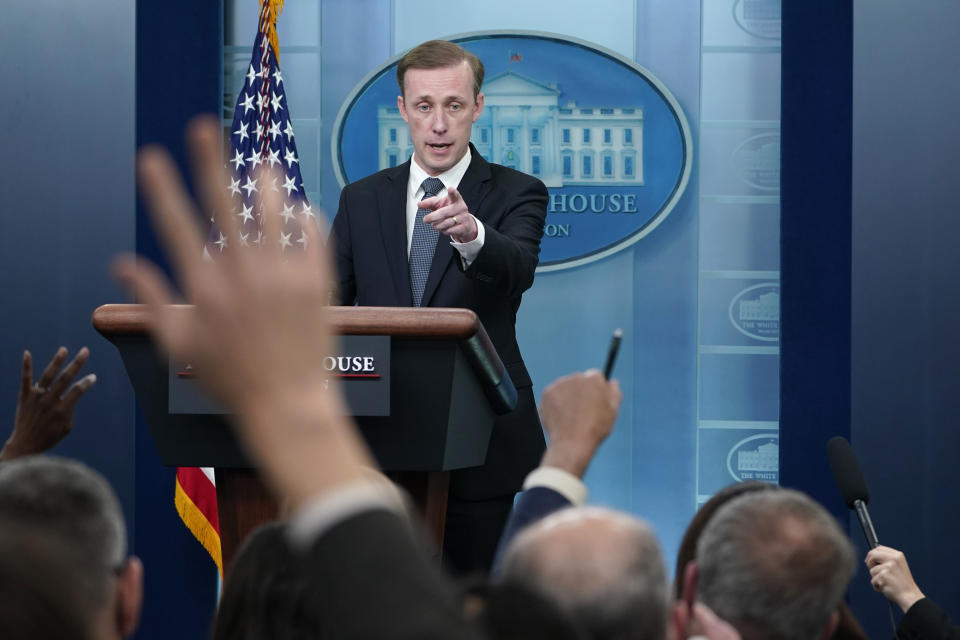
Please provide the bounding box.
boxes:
[179,0,311,579]
[206,1,313,256]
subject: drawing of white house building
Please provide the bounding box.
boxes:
[739,291,779,322]
[737,441,779,473]
[376,71,644,188]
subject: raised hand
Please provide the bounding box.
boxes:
[2,347,96,460]
[113,117,374,507]
[866,545,926,612]
[538,369,622,478]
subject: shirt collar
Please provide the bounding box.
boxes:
[408,146,473,199]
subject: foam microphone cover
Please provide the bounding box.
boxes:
[827,436,870,508]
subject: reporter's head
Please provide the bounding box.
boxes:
[0,456,143,639]
[500,506,667,640]
[694,489,855,640]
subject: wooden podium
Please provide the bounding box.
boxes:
[92,304,516,573]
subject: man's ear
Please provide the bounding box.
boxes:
[115,556,144,637]
[819,609,840,640]
[671,600,690,640]
[472,92,484,121]
[397,95,409,124]
[672,561,699,640]
[681,560,699,609]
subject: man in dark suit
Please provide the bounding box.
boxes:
[331,39,548,573]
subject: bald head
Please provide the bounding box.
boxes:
[500,507,667,640]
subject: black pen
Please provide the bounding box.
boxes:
[603,329,623,380]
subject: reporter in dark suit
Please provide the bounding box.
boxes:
[331,39,548,573]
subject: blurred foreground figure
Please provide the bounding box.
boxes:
[0,456,142,639]
[212,523,319,640]
[0,519,92,640]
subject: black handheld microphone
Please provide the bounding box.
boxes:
[827,436,900,636]
[826,436,879,548]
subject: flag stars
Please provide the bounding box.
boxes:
[282,175,299,196]
[215,232,228,252]
[246,152,263,170]
[267,148,281,167]
[231,149,245,171]
[256,92,267,113]
[297,230,309,247]
[233,121,250,143]
[237,203,255,224]
[280,202,296,223]
[242,176,258,197]
[241,93,255,114]
[246,64,258,87]
[239,231,250,247]
[271,92,283,113]
[268,120,282,141]
[284,149,299,167]
[254,120,264,142]
[279,231,293,251]
[228,176,242,197]
[284,121,295,141]
[273,69,283,86]
[301,202,315,218]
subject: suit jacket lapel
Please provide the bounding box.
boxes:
[379,162,412,306]
[421,145,492,307]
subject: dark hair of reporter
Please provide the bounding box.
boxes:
[211,522,319,640]
[673,481,867,640]
[0,520,91,640]
[673,481,779,599]
[465,579,589,640]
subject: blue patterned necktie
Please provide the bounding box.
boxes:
[409,177,444,307]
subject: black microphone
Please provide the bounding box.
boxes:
[827,436,901,637]
[826,436,879,549]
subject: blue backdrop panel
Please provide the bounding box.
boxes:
[0,0,137,602]
[134,0,223,637]
[849,0,960,633]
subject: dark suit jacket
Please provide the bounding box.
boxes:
[899,598,960,640]
[491,485,572,573]
[303,508,486,639]
[332,146,547,499]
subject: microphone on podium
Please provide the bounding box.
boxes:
[826,435,879,549]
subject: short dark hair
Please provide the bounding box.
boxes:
[212,522,322,640]
[0,456,126,608]
[696,489,856,640]
[0,519,92,640]
[673,481,778,599]
[396,40,485,100]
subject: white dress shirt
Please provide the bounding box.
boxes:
[522,465,589,506]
